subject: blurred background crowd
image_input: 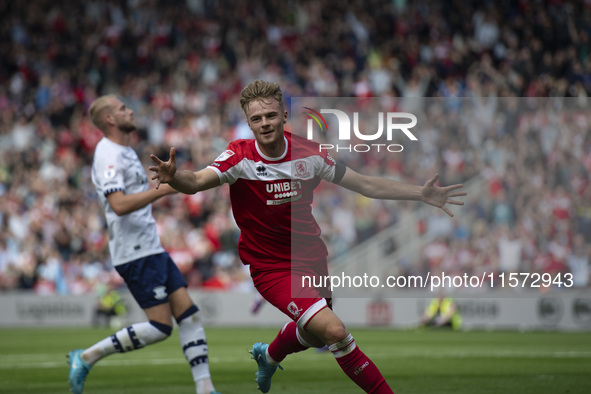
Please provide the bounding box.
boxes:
[0,0,590,295]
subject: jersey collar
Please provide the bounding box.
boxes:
[255,135,288,161]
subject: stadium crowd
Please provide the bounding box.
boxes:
[0,0,590,295]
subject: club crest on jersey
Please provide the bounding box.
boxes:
[153,286,168,300]
[104,165,116,179]
[215,150,235,162]
[294,160,310,178]
[287,301,302,318]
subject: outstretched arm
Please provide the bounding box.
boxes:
[107,184,178,216]
[149,147,220,194]
[338,168,466,217]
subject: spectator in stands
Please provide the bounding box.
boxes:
[0,0,589,295]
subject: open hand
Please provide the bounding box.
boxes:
[421,174,466,217]
[149,147,177,189]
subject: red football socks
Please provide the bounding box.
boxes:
[330,335,394,393]
[267,321,308,363]
[267,324,394,393]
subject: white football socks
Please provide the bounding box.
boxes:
[177,306,216,394]
[82,320,171,365]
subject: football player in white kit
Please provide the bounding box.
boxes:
[67,95,221,394]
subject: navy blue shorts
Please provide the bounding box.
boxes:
[115,252,187,309]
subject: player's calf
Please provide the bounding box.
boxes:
[81,321,172,365]
[176,305,220,394]
[329,334,394,394]
[111,320,172,352]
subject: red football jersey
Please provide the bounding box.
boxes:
[207,131,338,272]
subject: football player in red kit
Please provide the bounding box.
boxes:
[150,80,466,393]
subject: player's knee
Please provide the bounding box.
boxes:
[323,324,350,345]
[297,326,325,348]
[176,304,200,325]
[150,320,173,338]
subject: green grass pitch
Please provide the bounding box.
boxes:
[0,327,590,393]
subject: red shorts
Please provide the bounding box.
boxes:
[250,266,332,329]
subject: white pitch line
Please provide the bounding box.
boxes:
[1,351,590,370]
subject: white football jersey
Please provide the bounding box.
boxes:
[91,137,164,266]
